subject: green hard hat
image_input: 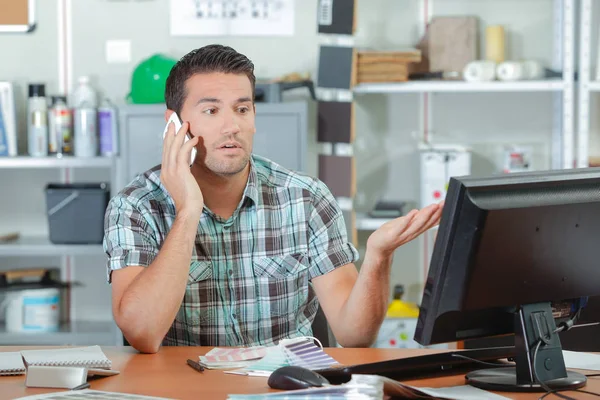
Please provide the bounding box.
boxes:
[127,54,178,104]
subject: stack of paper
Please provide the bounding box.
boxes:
[199,346,269,370]
[226,337,339,377]
[0,351,26,375]
[227,374,512,400]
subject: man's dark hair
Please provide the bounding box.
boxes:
[165,44,256,115]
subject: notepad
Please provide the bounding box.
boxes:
[20,346,112,369]
[0,351,26,375]
[14,389,173,400]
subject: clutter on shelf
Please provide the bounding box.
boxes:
[0,268,82,334]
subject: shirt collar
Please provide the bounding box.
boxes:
[242,156,259,206]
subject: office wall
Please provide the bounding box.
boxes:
[0,0,572,307]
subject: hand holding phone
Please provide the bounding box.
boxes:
[160,113,203,216]
[163,113,197,165]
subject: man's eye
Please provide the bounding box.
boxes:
[238,107,249,114]
[204,108,217,115]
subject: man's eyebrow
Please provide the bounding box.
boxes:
[197,97,222,104]
[196,97,253,105]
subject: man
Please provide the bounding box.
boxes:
[103,44,442,354]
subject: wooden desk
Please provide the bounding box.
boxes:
[1,346,599,399]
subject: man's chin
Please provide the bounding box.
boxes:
[207,160,249,177]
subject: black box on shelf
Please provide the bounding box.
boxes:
[45,183,110,244]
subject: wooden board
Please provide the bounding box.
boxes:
[357,50,421,64]
[0,0,36,32]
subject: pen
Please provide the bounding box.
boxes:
[71,382,90,391]
[187,358,205,373]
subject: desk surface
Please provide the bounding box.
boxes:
[1,346,599,400]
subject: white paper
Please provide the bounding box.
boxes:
[0,351,26,375]
[170,0,295,36]
[563,350,600,371]
[413,385,512,400]
[13,390,173,400]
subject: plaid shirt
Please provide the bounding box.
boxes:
[103,154,359,347]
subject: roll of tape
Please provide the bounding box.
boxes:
[486,25,505,64]
[522,60,544,79]
[463,61,497,82]
[497,61,525,81]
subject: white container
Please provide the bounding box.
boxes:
[27,83,48,157]
[71,76,97,108]
[73,107,98,157]
[98,98,119,156]
[2,288,60,333]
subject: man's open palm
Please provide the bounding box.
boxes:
[367,203,444,257]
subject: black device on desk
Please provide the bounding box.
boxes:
[414,167,600,393]
[318,167,600,394]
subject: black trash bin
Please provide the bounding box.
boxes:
[45,183,110,244]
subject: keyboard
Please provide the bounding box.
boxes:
[314,346,516,384]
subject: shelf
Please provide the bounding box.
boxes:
[0,236,104,257]
[0,156,114,169]
[0,321,119,346]
[356,213,395,231]
[586,81,600,92]
[353,80,566,94]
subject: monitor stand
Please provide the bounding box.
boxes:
[465,302,587,392]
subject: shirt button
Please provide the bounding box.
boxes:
[232,313,237,319]
[228,269,233,276]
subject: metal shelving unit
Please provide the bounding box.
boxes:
[348,0,577,296]
[578,0,598,167]
[0,321,119,346]
[352,0,575,172]
[0,155,119,346]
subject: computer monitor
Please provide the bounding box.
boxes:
[414,167,600,393]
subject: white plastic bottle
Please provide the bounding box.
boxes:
[71,76,98,157]
[71,76,97,108]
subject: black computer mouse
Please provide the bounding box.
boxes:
[268,365,330,390]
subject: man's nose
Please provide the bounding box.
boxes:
[221,111,241,135]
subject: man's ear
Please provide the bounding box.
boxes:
[164,109,175,122]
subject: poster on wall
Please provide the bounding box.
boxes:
[170,0,295,36]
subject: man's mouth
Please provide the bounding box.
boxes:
[219,142,241,149]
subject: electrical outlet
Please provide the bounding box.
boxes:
[105,40,131,64]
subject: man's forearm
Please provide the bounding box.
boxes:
[116,211,200,352]
[336,248,392,347]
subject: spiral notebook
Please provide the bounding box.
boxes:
[20,346,112,370]
[0,351,26,375]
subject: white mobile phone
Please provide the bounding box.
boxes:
[163,113,197,165]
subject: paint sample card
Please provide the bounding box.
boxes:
[317,0,356,35]
[317,101,354,143]
[317,46,355,90]
[318,155,354,198]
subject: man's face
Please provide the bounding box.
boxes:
[179,72,255,176]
